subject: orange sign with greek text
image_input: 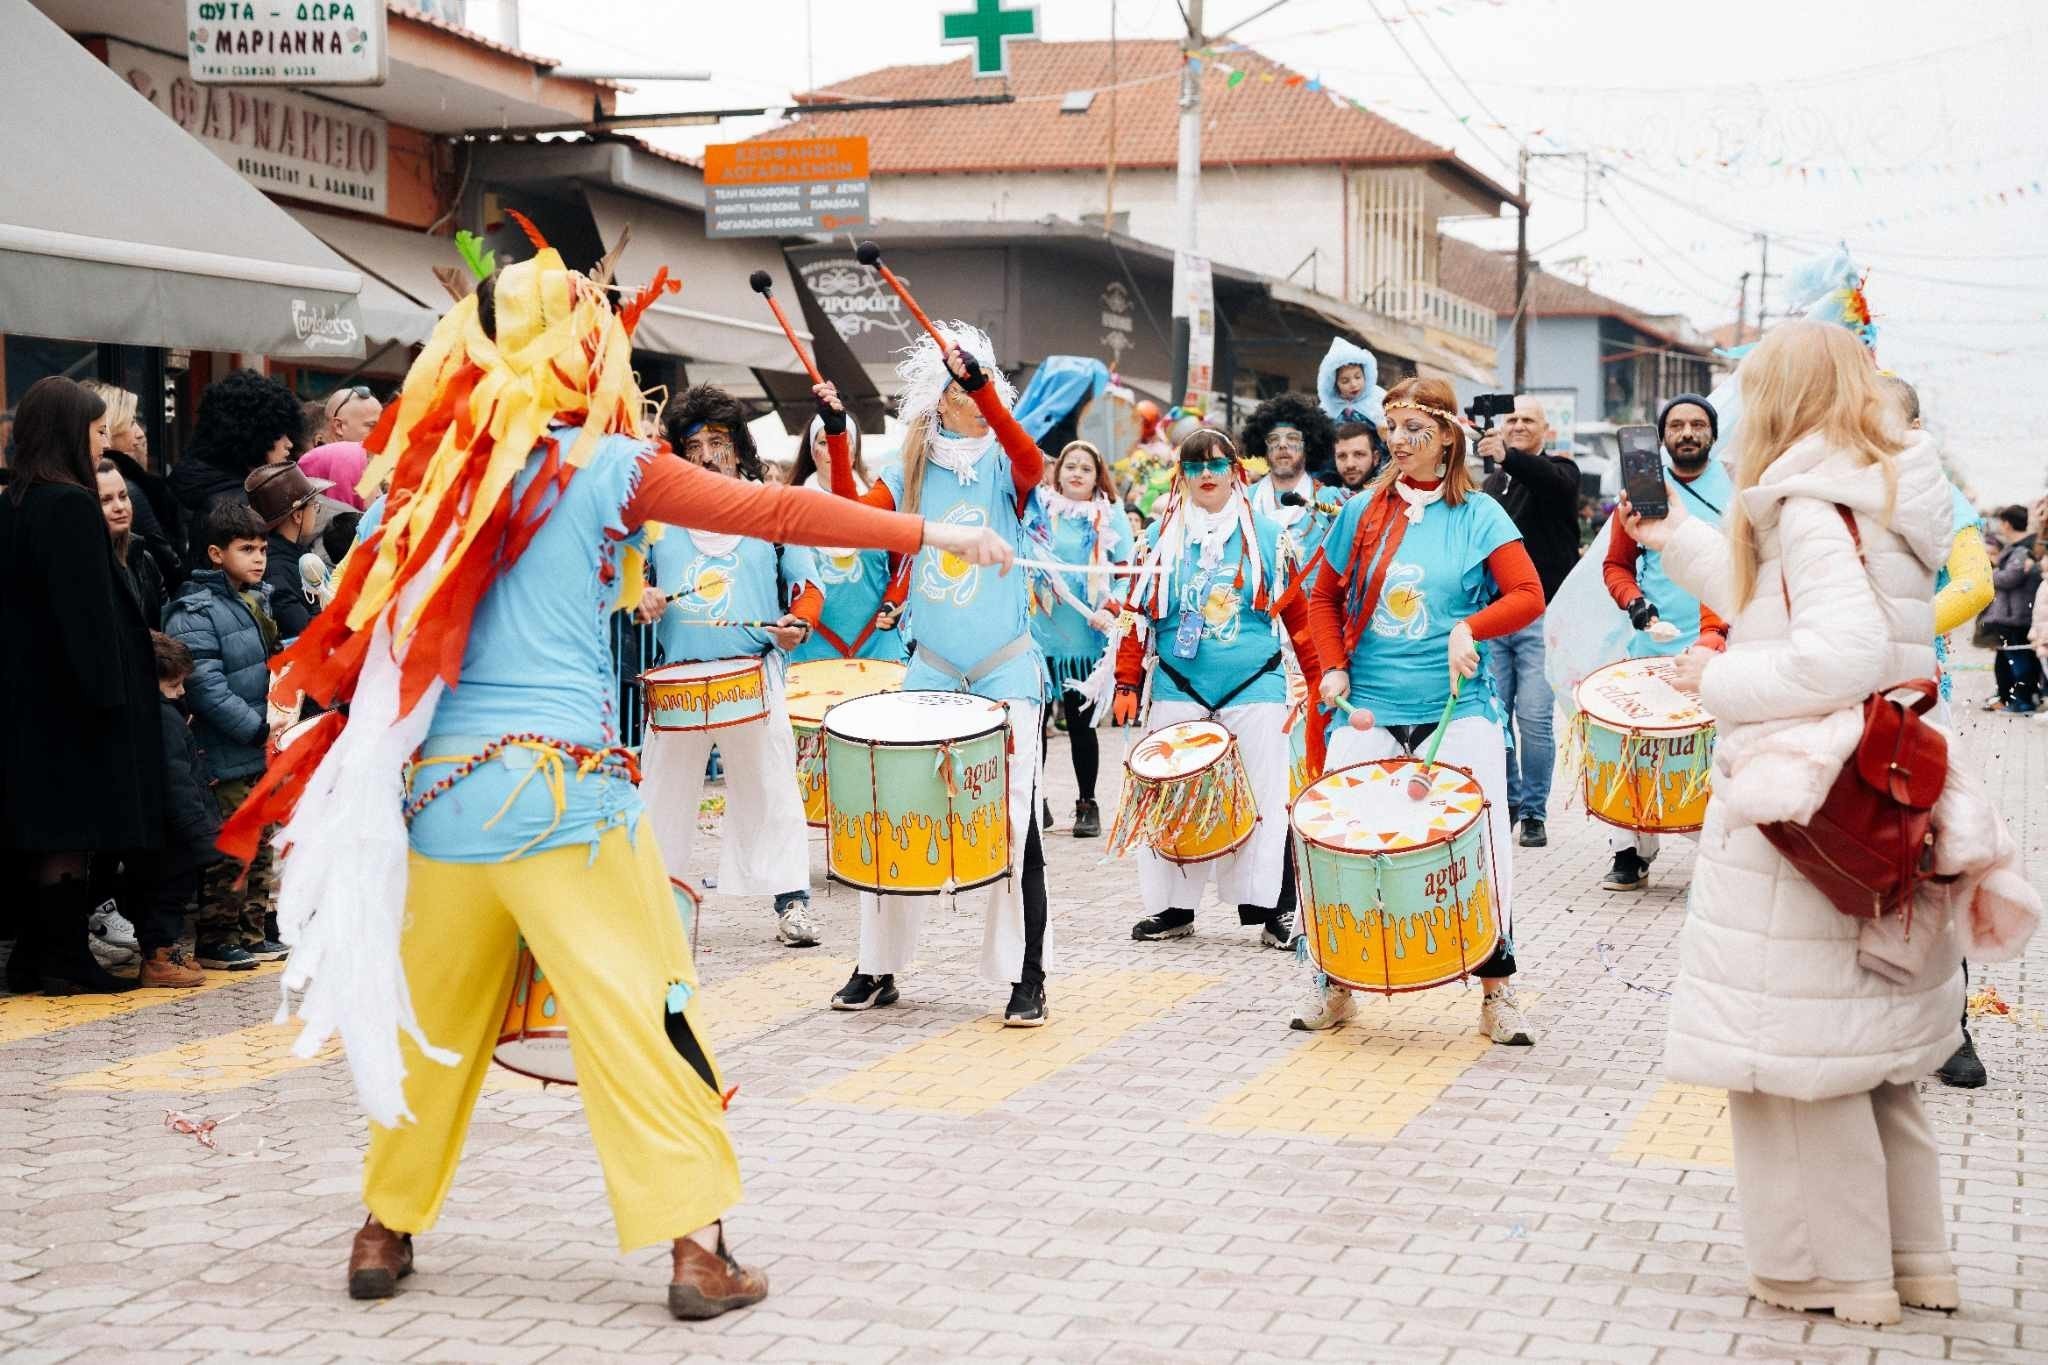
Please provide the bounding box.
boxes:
[704,138,870,186]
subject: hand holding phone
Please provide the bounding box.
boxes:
[1618,424,1667,519]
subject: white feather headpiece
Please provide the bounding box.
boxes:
[893,322,1017,434]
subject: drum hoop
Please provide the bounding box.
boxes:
[1150,820,1256,865]
[1288,757,1485,858]
[1574,662,1711,734]
[1580,806,1706,836]
[823,865,1011,897]
[638,659,765,687]
[820,720,1008,749]
[1126,725,1240,782]
[647,710,766,733]
[489,1040,576,1087]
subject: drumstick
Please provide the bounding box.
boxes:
[1328,696,1376,732]
[748,270,825,386]
[1013,557,1166,576]
[1407,678,1463,800]
[855,241,949,352]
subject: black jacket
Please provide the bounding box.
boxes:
[105,449,183,588]
[168,455,249,574]
[261,529,317,641]
[118,537,168,627]
[158,698,223,877]
[0,483,165,853]
[1484,446,1582,602]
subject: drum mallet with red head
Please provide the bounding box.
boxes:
[748,270,825,386]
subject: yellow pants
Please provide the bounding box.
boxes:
[362,820,742,1251]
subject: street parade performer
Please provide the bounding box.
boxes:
[787,393,909,666]
[215,240,1009,1317]
[820,325,1054,1027]
[1296,378,1545,1044]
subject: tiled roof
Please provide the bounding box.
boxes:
[1437,236,1706,352]
[388,3,624,88]
[754,39,1512,206]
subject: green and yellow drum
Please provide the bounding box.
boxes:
[1572,657,1715,835]
[823,691,1011,895]
[1291,759,1500,994]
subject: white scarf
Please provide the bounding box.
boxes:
[687,527,742,558]
[1251,474,1314,530]
[1394,478,1445,524]
[926,426,996,484]
[1043,490,1117,602]
[1138,486,1265,618]
[1043,488,1105,522]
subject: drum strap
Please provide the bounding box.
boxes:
[1154,650,1283,718]
[1385,722,1437,756]
[915,635,1036,688]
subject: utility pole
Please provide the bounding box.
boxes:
[1736,270,1750,344]
[1513,146,1529,391]
[1756,233,1771,331]
[1169,0,1204,406]
[1105,0,1118,230]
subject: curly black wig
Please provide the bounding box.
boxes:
[659,384,762,482]
[188,369,306,474]
[1239,392,1336,473]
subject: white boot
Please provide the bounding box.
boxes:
[1480,986,1535,1046]
[1290,974,1354,1032]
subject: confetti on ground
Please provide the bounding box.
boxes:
[1969,984,2011,1017]
[163,1109,226,1149]
[1595,941,1673,999]
[697,794,726,832]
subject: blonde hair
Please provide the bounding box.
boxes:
[81,381,138,436]
[1373,377,1476,506]
[1726,320,1904,607]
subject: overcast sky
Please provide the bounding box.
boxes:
[518,0,2048,503]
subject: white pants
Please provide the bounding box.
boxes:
[1135,699,1290,916]
[641,658,809,901]
[857,702,1044,986]
[1324,714,1513,947]
[1610,830,1662,861]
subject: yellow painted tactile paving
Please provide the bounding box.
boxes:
[693,954,857,1049]
[1611,1081,1732,1168]
[807,969,1217,1115]
[0,963,284,1046]
[1197,987,1505,1140]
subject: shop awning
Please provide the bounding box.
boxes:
[0,0,365,359]
[289,210,450,349]
[582,187,811,373]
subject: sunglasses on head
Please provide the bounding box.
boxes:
[1180,456,1232,477]
[326,384,374,415]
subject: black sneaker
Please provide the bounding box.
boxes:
[1072,798,1102,839]
[197,941,259,971]
[1602,850,1649,892]
[1003,981,1047,1028]
[1041,799,1056,832]
[243,938,290,963]
[1131,908,1196,941]
[1519,818,1548,848]
[1937,1029,1988,1088]
[830,971,898,1011]
[1259,911,1296,950]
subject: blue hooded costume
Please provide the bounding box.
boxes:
[1316,337,1386,429]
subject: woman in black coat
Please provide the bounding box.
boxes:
[84,381,183,585]
[0,377,162,994]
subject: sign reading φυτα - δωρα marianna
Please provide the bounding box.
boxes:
[186,0,389,87]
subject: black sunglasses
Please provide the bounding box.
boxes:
[326,384,375,415]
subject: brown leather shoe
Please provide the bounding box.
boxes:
[347,1216,413,1301]
[140,947,204,989]
[668,1226,768,1320]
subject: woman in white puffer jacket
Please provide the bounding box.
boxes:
[1623,321,1961,1328]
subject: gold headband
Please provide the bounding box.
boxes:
[1384,398,1462,425]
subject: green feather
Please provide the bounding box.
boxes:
[454,230,495,282]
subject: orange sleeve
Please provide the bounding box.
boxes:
[788,582,824,627]
[825,430,858,500]
[1113,623,1145,689]
[1602,512,1645,609]
[1697,600,1729,650]
[1467,541,1545,640]
[1277,589,1324,704]
[965,381,1044,508]
[1308,556,1350,677]
[625,451,920,555]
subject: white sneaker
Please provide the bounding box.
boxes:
[90,903,139,951]
[1289,974,1354,1031]
[1480,986,1535,1046]
[775,899,821,948]
[88,934,139,969]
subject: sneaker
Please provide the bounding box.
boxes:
[196,941,258,971]
[1259,911,1296,950]
[830,971,898,1011]
[1480,986,1535,1045]
[774,897,821,948]
[1131,908,1196,941]
[1290,975,1354,1031]
[242,938,290,963]
[1041,798,1056,832]
[90,902,139,950]
[1936,1028,1988,1088]
[1602,850,1649,892]
[1747,1274,1901,1327]
[139,947,205,989]
[1071,798,1102,839]
[1519,818,1548,848]
[2009,699,2037,715]
[88,934,139,970]
[1003,981,1048,1027]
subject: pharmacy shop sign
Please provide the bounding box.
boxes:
[114,40,388,215]
[187,1,389,86]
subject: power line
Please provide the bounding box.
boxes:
[1360,0,1521,180]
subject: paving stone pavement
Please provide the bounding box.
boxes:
[2,656,2043,1364]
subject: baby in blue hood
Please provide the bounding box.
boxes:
[1317,337,1385,428]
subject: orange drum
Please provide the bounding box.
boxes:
[1572,657,1716,835]
[1108,719,1257,864]
[785,658,906,827]
[493,878,701,1085]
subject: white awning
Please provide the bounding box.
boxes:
[288,210,451,349]
[0,0,364,358]
[583,187,810,373]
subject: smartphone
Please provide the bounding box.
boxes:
[1617,425,1668,519]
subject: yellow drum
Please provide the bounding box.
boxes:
[785,658,906,827]
[494,879,701,1085]
[1108,719,1258,864]
[1292,759,1501,994]
[1573,657,1716,835]
[641,657,766,733]
[823,692,1012,895]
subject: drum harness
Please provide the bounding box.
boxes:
[913,635,1038,691]
[1152,651,1283,719]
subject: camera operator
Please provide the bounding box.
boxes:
[1476,395,1578,849]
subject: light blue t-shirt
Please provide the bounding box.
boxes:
[1629,456,1734,658]
[1143,509,1291,709]
[1935,481,1983,703]
[1322,491,1521,728]
[649,529,820,663]
[788,546,908,664]
[885,445,1045,704]
[1029,499,1134,687]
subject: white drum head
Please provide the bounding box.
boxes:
[1576,657,1710,730]
[1294,760,1485,853]
[645,658,758,684]
[825,690,1007,743]
[274,717,322,752]
[1129,720,1234,780]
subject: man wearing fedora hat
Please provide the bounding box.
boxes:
[244,462,332,640]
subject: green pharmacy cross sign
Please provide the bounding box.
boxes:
[941,0,1038,79]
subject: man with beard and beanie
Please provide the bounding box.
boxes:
[1598,393,1731,892]
[1478,395,1580,849]
[1242,393,1339,575]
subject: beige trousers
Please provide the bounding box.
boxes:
[1725,1082,1948,1282]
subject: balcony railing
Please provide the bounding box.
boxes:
[1383,281,1497,345]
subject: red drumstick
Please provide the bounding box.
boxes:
[748,271,825,386]
[856,240,950,352]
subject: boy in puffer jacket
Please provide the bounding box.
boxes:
[164,501,288,971]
